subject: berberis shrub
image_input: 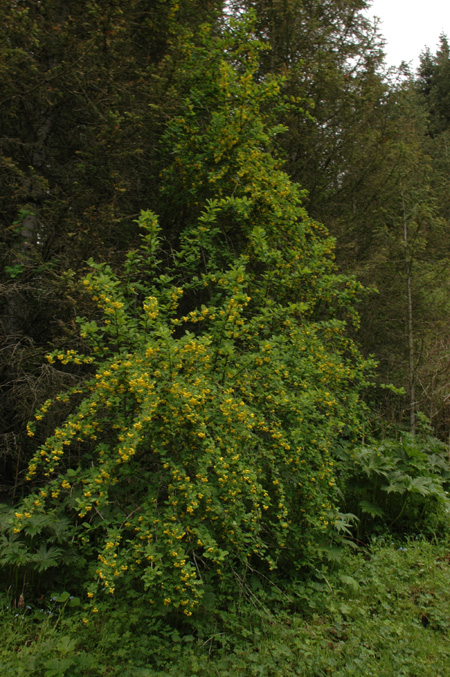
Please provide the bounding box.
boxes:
[5,16,372,616]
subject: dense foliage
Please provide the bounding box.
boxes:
[2,1,450,672]
[2,539,450,674]
[3,20,374,615]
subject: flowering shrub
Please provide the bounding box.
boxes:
[9,16,372,614]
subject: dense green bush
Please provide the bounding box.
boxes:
[338,431,450,539]
[3,17,372,615]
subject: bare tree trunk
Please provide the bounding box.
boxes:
[402,194,415,435]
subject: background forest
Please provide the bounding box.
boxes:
[2,1,450,674]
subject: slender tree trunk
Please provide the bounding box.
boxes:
[402,194,415,434]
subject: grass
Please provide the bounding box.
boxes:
[1,538,450,675]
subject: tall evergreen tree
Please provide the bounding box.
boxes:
[417,35,450,137]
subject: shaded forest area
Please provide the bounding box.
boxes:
[2,1,450,673]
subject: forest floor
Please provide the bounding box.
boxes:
[1,538,450,676]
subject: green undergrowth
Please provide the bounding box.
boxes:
[2,537,450,676]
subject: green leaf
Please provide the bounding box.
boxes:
[339,574,359,591]
[359,500,385,518]
[52,591,71,603]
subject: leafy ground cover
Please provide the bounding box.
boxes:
[2,537,450,676]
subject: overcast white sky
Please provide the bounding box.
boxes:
[365,0,450,71]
